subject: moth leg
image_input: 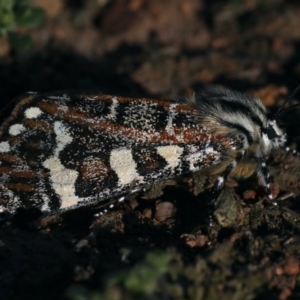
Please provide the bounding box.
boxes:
[285,146,300,156]
[93,196,126,217]
[118,196,125,203]
[214,152,245,192]
[214,161,237,191]
[257,161,277,205]
[209,153,244,226]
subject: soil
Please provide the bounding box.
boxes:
[1,1,300,299]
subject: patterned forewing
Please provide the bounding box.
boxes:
[0,93,239,215]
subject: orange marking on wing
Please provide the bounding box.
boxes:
[38,101,227,145]
[0,167,48,178]
[6,183,35,192]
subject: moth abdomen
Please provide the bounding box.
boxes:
[0,87,285,217]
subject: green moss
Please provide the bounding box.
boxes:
[66,248,269,300]
[0,0,44,49]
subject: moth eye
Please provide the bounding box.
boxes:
[266,125,279,140]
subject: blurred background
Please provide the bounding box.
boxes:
[1,0,300,102]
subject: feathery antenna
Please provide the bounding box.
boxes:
[274,84,300,119]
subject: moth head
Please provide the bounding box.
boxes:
[262,119,286,151]
[267,84,300,151]
[187,86,289,155]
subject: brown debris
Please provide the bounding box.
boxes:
[154,201,177,221]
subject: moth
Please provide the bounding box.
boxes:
[0,86,286,218]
